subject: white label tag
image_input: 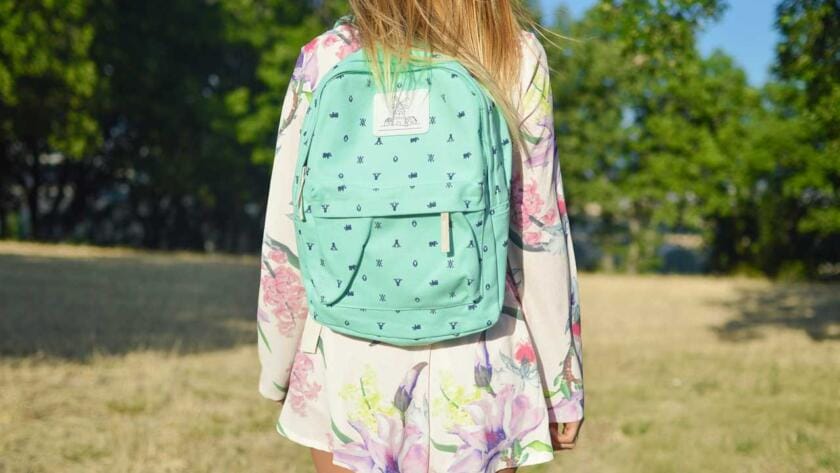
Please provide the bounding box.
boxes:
[372,88,430,136]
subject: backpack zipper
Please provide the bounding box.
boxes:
[296,165,308,220]
[440,211,450,253]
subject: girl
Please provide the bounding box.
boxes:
[256,3,584,472]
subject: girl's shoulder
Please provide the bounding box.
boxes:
[517,29,548,67]
[301,22,362,60]
[293,21,363,90]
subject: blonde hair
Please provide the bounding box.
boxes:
[344,0,553,154]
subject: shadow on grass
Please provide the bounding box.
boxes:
[712,282,840,342]
[0,253,259,361]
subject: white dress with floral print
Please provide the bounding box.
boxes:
[256,20,584,473]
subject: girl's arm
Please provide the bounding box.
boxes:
[508,32,584,423]
[256,43,316,402]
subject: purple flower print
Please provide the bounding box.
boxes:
[523,115,555,168]
[474,331,495,395]
[547,389,584,423]
[446,384,545,473]
[333,362,430,473]
[292,39,320,91]
[334,413,428,473]
[394,361,428,414]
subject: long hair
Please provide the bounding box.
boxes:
[344,0,545,155]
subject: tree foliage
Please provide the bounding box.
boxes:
[0,0,837,278]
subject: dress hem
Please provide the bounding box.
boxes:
[276,418,558,473]
[275,419,359,471]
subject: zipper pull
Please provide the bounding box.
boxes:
[296,165,308,221]
[440,212,450,253]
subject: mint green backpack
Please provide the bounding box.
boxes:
[290,41,513,347]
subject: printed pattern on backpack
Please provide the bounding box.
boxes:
[290,48,513,346]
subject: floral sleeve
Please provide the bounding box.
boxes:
[256,26,360,402]
[507,32,584,423]
[256,43,317,402]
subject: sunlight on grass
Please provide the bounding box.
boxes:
[1,243,838,472]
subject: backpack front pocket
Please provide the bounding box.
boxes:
[297,181,488,311]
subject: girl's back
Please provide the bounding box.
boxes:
[256,14,583,473]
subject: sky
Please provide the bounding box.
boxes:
[539,1,780,86]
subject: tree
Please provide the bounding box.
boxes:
[0,0,99,239]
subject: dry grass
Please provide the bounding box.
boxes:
[1,242,839,473]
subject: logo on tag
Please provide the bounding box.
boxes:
[372,88,430,136]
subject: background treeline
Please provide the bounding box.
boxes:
[1,0,837,279]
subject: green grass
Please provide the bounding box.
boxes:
[1,242,839,473]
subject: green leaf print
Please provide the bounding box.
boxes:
[316,333,326,364]
[261,257,276,278]
[331,418,354,444]
[430,438,459,453]
[272,381,288,393]
[521,130,543,145]
[558,381,571,399]
[523,440,554,453]
[276,419,288,437]
[257,323,272,353]
[263,235,300,269]
[512,439,523,460]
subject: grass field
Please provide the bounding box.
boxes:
[1,242,839,473]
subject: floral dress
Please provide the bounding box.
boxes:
[256,18,584,473]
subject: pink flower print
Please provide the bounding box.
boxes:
[268,249,288,265]
[522,179,544,215]
[272,306,297,336]
[513,341,537,366]
[260,258,309,333]
[336,40,359,60]
[292,40,320,90]
[523,231,542,246]
[571,320,581,338]
[273,264,300,286]
[263,271,304,305]
[556,196,567,216]
[446,384,545,473]
[260,274,286,307]
[301,36,319,55]
[323,30,360,60]
[333,413,429,473]
[541,205,559,227]
[511,175,545,232]
[287,352,322,417]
